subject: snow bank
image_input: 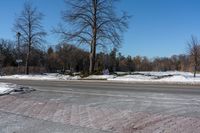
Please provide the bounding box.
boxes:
[83,75,116,80]
[0,82,35,95]
[108,75,152,81]
[158,75,200,84]
[0,73,81,81]
[1,71,200,85]
[109,71,200,84]
[135,71,193,77]
[0,83,17,94]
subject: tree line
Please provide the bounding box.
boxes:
[0,39,197,75]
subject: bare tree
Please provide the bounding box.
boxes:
[14,2,46,74]
[56,0,129,74]
[187,36,200,77]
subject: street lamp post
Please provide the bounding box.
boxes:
[16,32,22,73]
[16,32,21,56]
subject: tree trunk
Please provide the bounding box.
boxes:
[194,65,197,77]
[89,42,96,74]
[89,0,97,74]
[25,53,29,75]
[89,51,93,74]
[194,56,198,78]
[25,44,31,75]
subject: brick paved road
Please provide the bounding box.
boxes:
[1,80,200,133]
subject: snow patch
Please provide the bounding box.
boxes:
[1,71,200,85]
[0,82,35,95]
[0,73,81,81]
[0,83,17,94]
[109,71,200,84]
[83,75,116,80]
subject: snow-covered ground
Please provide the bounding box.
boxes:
[83,75,116,80]
[0,73,81,81]
[84,71,200,84]
[108,71,200,84]
[0,71,200,84]
[0,83,18,94]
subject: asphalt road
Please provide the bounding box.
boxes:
[1,79,200,95]
[1,79,200,133]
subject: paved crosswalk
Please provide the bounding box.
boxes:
[1,95,200,133]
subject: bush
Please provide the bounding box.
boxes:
[80,71,90,78]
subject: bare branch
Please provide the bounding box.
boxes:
[13,1,46,74]
[55,0,129,73]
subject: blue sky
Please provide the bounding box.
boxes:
[0,0,200,58]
